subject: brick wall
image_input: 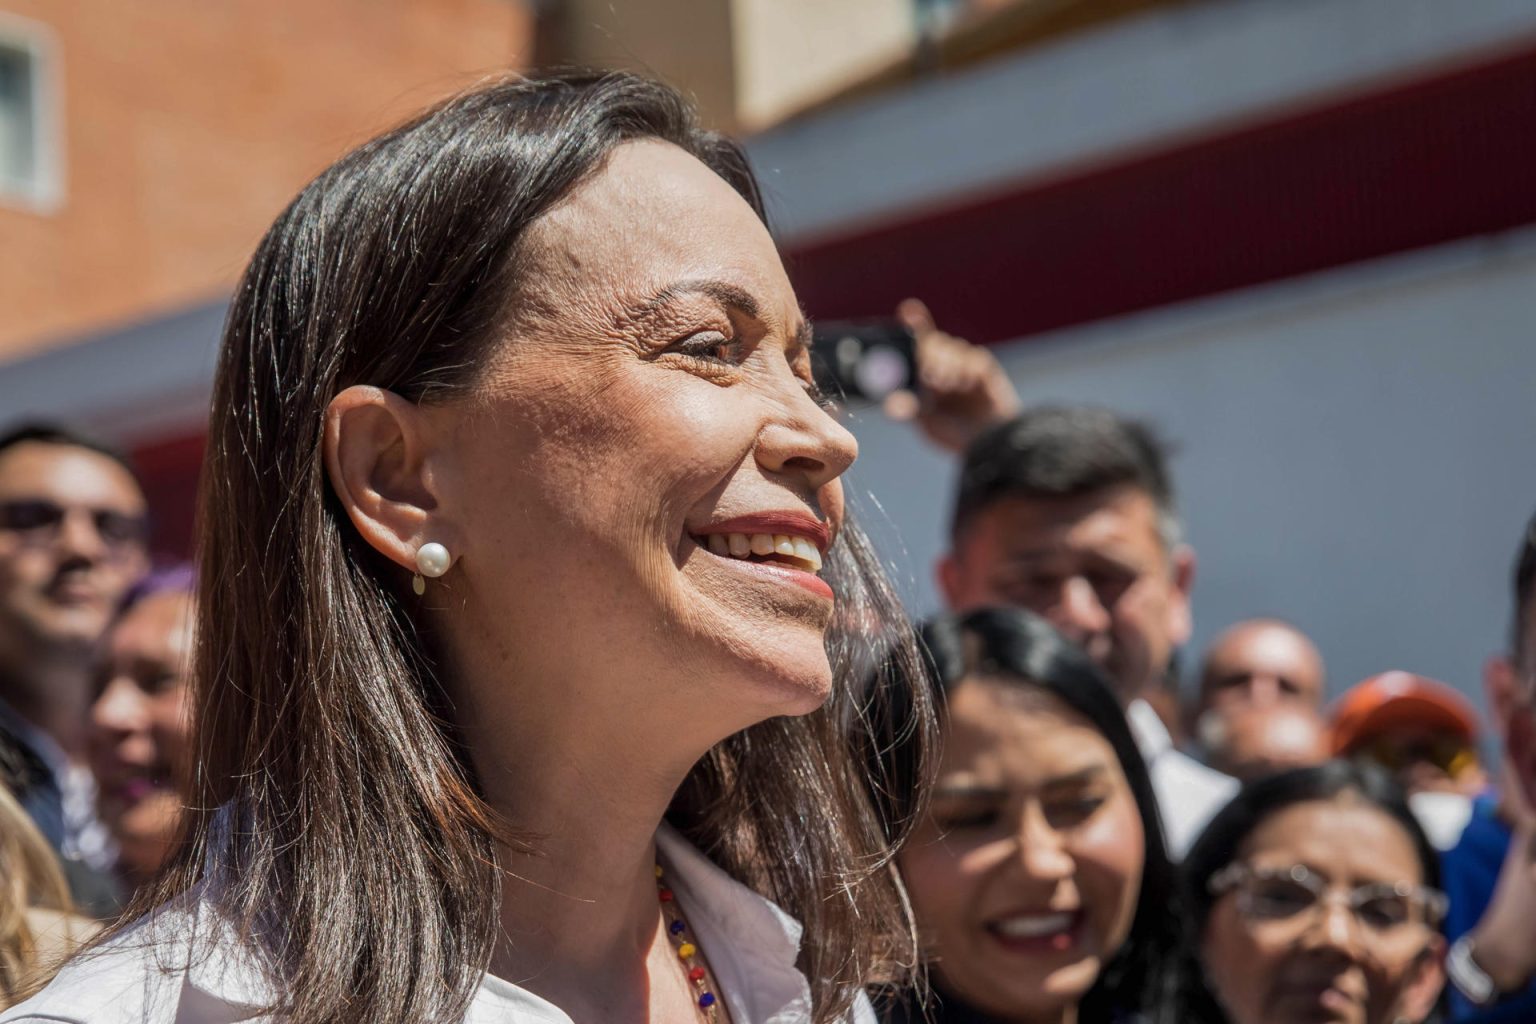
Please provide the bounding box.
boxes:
[0,0,533,359]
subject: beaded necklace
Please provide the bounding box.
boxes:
[655,863,726,1022]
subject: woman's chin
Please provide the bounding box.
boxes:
[727,648,835,720]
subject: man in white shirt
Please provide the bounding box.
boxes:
[934,406,1236,855]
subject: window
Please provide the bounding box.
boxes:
[0,16,61,212]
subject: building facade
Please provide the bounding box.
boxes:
[0,0,535,548]
[3,0,1534,706]
[750,0,1536,703]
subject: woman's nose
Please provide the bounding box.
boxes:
[755,371,858,490]
[1299,895,1366,956]
[91,677,148,734]
[1014,811,1074,882]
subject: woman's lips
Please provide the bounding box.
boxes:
[984,909,1086,954]
[107,773,171,806]
[1275,979,1363,1017]
[700,512,830,552]
[688,511,835,601]
[47,578,103,606]
[696,543,835,601]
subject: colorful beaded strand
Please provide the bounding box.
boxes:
[656,863,723,1021]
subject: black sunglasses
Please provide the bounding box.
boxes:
[0,498,148,552]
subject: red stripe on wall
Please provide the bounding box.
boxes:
[784,44,1536,345]
[131,433,203,560]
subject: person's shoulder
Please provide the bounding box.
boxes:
[19,907,98,980]
[1155,746,1238,799]
[0,905,212,1024]
[2,945,162,1022]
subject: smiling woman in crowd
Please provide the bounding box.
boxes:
[882,607,1196,1024]
[87,567,194,902]
[1185,762,1447,1024]
[3,71,933,1024]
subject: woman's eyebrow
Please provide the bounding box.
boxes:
[625,279,763,322]
[931,783,1006,801]
[1039,765,1110,791]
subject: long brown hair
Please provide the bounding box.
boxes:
[110,71,933,1024]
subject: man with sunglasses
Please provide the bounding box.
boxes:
[0,423,149,896]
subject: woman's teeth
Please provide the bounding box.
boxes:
[703,532,823,573]
[990,912,1076,938]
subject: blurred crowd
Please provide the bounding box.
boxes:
[0,301,1532,1024]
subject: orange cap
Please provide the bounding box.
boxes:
[1328,671,1480,755]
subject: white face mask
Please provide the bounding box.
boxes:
[1408,790,1475,850]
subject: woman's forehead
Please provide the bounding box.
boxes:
[519,138,792,313]
[943,678,1121,777]
[1239,798,1421,880]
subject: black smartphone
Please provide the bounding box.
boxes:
[810,320,918,405]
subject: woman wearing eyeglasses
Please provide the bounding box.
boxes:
[1184,761,1447,1024]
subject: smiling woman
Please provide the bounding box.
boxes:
[1184,763,1447,1024]
[87,567,195,902]
[1,72,933,1024]
[879,607,1200,1024]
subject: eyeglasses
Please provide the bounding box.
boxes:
[1209,862,1447,935]
[0,499,148,558]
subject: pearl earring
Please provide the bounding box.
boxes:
[412,541,451,595]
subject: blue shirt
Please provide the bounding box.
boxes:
[0,697,65,850]
[1441,794,1536,1022]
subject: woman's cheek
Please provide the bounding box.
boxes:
[1202,911,1271,1024]
[152,691,191,767]
[1073,797,1145,951]
[902,839,973,945]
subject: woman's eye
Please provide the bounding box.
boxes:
[671,330,734,364]
[143,671,181,695]
[803,376,834,409]
[934,808,1000,833]
[1356,896,1411,929]
[1045,795,1105,827]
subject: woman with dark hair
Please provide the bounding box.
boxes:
[881,607,1193,1024]
[1184,761,1447,1024]
[88,566,196,901]
[4,71,933,1024]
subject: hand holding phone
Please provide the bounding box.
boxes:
[809,320,918,405]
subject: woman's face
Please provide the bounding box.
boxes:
[900,677,1145,1019]
[88,590,193,878]
[1201,798,1446,1024]
[417,140,857,758]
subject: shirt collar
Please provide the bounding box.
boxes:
[1126,697,1173,761]
[177,824,813,1023]
[655,822,813,1024]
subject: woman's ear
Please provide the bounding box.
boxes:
[323,386,452,573]
[1166,543,1197,648]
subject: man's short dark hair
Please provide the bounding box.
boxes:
[951,406,1180,548]
[1513,509,1536,667]
[0,421,137,479]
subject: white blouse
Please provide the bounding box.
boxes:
[3,825,876,1024]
